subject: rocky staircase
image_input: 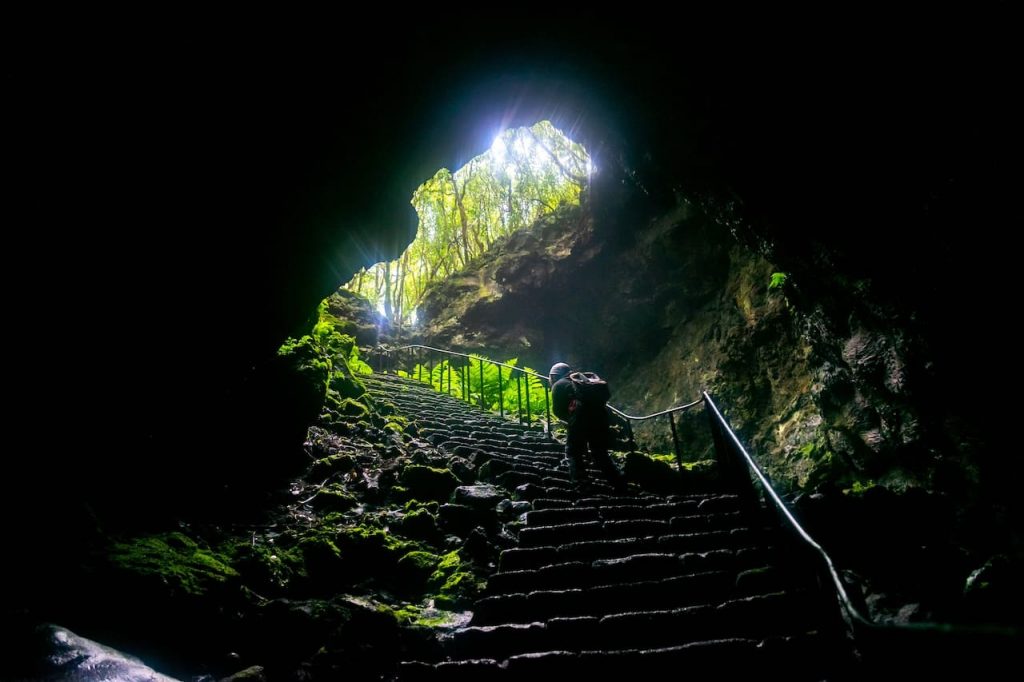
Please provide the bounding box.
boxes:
[362,373,846,680]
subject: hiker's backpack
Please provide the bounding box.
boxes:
[569,371,611,405]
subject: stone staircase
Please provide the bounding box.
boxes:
[363,373,847,680]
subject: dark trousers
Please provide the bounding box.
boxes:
[566,407,624,488]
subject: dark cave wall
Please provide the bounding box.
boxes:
[416,181,996,510]
[8,14,1017,574]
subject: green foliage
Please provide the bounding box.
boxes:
[843,479,878,496]
[348,345,373,375]
[768,271,789,290]
[406,356,552,426]
[343,120,590,325]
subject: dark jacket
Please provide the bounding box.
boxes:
[552,376,577,422]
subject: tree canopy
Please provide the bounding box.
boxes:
[344,120,589,325]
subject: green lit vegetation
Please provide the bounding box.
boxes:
[276,297,375,425]
[345,121,589,325]
[400,355,551,425]
[768,271,789,290]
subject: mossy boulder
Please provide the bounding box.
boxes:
[107,532,238,597]
[298,535,343,585]
[399,465,460,501]
[309,454,357,478]
[393,508,439,541]
[311,485,359,512]
[324,289,380,346]
[231,543,300,595]
[396,551,441,587]
[433,571,481,609]
[328,396,370,419]
[427,551,482,609]
[623,452,682,494]
[335,527,416,580]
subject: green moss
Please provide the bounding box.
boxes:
[329,396,370,418]
[435,551,461,573]
[311,485,359,512]
[622,452,681,494]
[645,453,677,465]
[843,479,878,496]
[298,535,343,583]
[377,603,422,625]
[108,532,238,597]
[433,571,483,609]
[678,458,716,471]
[231,542,300,594]
[276,335,331,418]
[404,500,440,515]
[393,508,438,540]
[310,454,356,478]
[795,436,847,490]
[397,551,441,585]
[335,526,418,580]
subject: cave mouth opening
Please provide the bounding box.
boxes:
[343,120,590,327]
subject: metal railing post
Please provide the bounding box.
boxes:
[497,365,504,418]
[544,384,551,435]
[525,375,532,425]
[669,411,683,472]
[516,373,523,424]
[479,360,485,410]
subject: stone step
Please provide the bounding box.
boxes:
[500,528,759,572]
[399,633,830,679]
[518,519,672,547]
[487,547,776,595]
[502,634,828,677]
[452,591,820,660]
[471,570,738,625]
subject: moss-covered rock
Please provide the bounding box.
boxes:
[311,484,359,512]
[324,289,380,347]
[399,465,460,501]
[309,454,357,478]
[231,543,300,595]
[298,535,343,585]
[107,532,238,597]
[334,526,416,580]
[623,452,682,494]
[426,551,483,609]
[393,508,439,541]
[433,571,482,609]
[396,551,441,587]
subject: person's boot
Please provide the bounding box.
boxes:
[568,457,589,489]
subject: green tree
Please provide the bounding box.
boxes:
[344,121,589,326]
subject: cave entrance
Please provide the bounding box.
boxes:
[343,120,590,327]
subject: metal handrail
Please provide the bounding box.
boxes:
[380,344,553,432]
[702,390,1023,657]
[703,392,871,629]
[607,397,704,421]
[378,344,707,459]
